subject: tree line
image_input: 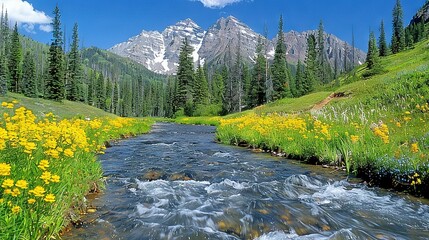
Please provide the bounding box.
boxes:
[365,0,428,75]
[0,5,167,117]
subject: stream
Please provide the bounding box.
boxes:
[63,123,429,240]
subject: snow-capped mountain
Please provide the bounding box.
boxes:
[109,16,366,75]
[109,19,205,74]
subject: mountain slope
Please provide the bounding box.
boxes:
[109,16,366,75]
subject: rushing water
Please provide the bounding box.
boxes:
[63,123,429,240]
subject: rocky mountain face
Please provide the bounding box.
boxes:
[109,16,366,75]
[410,1,429,25]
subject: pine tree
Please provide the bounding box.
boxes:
[1,9,10,56]
[303,34,317,95]
[95,73,105,109]
[46,5,65,101]
[22,51,37,97]
[176,38,194,110]
[379,20,388,56]
[212,72,224,105]
[0,54,7,96]
[271,15,291,100]
[316,20,331,84]
[249,36,267,107]
[405,27,414,48]
[112,81,119,114]
[66,23,82,101]
[9,23,22,93]
[193,62,209,105]
[391,0,405,54]
[366,31,380,70]
[294,60,304,97]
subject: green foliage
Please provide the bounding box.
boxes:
[379,20,389,57]
[8,23,22,93]
[271,15,291,100]
[0,54,8,96]
[366,31,380,70]
[249,36,267,107]
[176,38,194,110]
[193,63,209,105]
[303,34,317,95]
[66,23,82,102]
[21,52,37,98]
[391,0,405,54]
[46,5,64,101]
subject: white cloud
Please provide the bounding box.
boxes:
[0,0,52,32]
[193,0,243,8]
[39,24,52,32]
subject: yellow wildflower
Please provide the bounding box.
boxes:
[405,111,411,115]
[40,171,52,184]
[350,135,359,143]
[0,163,11,176]
[11,188,20,197]
[2,179,14,188]
[11,205,21,214]
[51,174,60,183]
[44,194,55,203]
[63,148,74,158]
[29,186,45,197]
[15,180,28,189]
[1,102,7,107]
[0,198,3,204]
[38,160,50,171]
[28,198,36,204]
[411,143,419,153]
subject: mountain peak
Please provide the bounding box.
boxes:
[176,18,200,28]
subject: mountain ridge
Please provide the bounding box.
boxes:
[109,16,366,75]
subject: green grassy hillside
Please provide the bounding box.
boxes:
[0,93,117,119]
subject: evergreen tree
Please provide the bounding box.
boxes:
[378,20,388,57]
[112,81,119,114]
[0,54,7,95]
[294,60,304,97]
[391,0,405,54]
[1,9,9,56]
[176,38,194,109]
[87,70,95,105]
[46,5,65,101]
[212,72,224,105]
[66,23,82,101]
[366,31,380,70]
[405,27,414,47]
[303,34,317,95]
[9,23,22,93]
[22,51,37,97]
[316,20,332,84]
[165,77,175,118]
[249,36,267,107]
[95,73,105,109]
[271,15,291,100]
[193,62,209,105]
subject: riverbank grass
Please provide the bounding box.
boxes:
[0,100,153,239]
[182,40,429,197]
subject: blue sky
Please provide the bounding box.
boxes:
[2,0,426,52]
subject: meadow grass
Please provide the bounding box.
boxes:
[0,100,153,239]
